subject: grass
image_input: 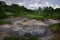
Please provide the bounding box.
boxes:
[49,23,60,40]
[49,23,60,32]
[3,36,40,40]
[24,14,44,20]
[0,20,12,25]
[50,38,60,40]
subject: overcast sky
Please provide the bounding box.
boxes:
[0,0,60,9]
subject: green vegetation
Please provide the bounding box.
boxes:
[49,23,60,40]
[49,23,60,33]
[50,38,60,40]
[0,1,60,20]
[0,1,60,40]
[0,20,12,25]
[3,36,39,40]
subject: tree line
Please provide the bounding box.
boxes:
[0,1,60,19]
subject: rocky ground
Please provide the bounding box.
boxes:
[0,18,60,40]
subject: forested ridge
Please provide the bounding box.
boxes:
[0,1,60,19]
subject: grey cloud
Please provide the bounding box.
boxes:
[0,0,60,9]
[1,0,60,5]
